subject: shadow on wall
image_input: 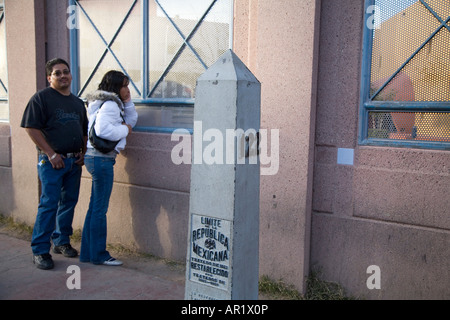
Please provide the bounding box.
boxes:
[0,167,14,216]
[121,132,191,262]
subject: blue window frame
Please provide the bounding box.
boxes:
[69,0,233,132]
[0,0,8,122]
[360,0,450,150]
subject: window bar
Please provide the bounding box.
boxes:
[0,79,7,94]
[0,10,6,95]
[69,0,79,95]
[419,0,450,33]
[148,0,217,98]
[155,0,208,69]
[142,0,149,99]
[229,0,234,50]
[75,0,141,97]
[359,0,376,143]
[365,101,450,112]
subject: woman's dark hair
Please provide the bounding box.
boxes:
[98,70,129,97]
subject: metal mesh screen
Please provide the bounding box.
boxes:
[367,0,450,143]
[368,111,450,141]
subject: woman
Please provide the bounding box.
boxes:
[80,71,138,266]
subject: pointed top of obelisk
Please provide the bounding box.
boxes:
[198,49,260,84]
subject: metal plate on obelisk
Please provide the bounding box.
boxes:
[188,214,232,291]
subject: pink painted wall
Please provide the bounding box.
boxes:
[234,0,321,294]
[311,0,450,299]
[4,0,46,225]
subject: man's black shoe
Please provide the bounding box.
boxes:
[33,254,54,270]
[53,244,78,258]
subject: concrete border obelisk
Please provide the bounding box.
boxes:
[185,50,261,300]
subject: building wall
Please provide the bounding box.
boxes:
[234,0,320,293]
[1,0,320,295]
[4,0,46,226]
[1,0,449,299]
[311,0,450,299]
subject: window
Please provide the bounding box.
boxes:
[69,0,233,132]
[360,0,450,149]
[0,0,8,122]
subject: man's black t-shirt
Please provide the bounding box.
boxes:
[21,87,88,155]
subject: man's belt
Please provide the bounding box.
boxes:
[38,150,81,158]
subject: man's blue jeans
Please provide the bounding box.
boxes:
[31,154,82,255]
[80,155,115,264]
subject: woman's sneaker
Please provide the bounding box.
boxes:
[102,257,123,266]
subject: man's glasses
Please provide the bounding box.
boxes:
[51,70,71,77]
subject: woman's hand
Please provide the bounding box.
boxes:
[123,123,133,134]
[120,85,131,103]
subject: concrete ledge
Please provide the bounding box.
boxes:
[0,123,11,167]
[0,167,13,215]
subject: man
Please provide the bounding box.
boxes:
[21,58,88,270]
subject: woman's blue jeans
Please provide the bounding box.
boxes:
[80,155,115,264]
[31,154,82,255]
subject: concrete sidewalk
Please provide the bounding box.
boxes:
[0,232,185,300]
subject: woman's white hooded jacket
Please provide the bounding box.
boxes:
[86,90,138,153]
